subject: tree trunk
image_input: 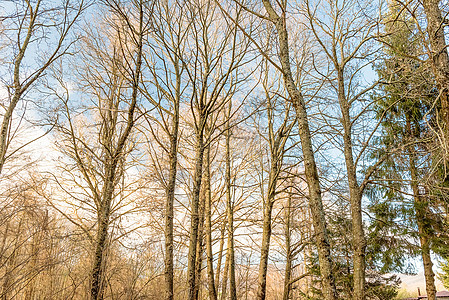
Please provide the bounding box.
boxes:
[216,215,227,297]
[221,250,229,300]
[164,59,181,300]
[194,235,204,300]
[410,171,436,300]
[407,118,436,300]
[225,102,237,300]
[337,69,366,300]
[256,90,291,300]
[260,2,337,299]
[256,201,274,300]
[283,192,292,300]
[205,145,218,300]
[419,233,436,300]
[194,189,206,300]
[91,184,113,300]
[187,123,205,300]
[288,37,337,300]
[256,150,279,300]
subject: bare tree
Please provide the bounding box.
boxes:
[50,1,147,299]
[204,141,218,300]
[218,1,338,298]
[180,2,250,299]
[139,1,187,298]
[224,100,237,300]
[304,0,381,297]
[255,61,296,300]
[0,0,84,175]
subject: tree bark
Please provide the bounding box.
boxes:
[225,101,237,300]
[164,57,181,300]
[220,251,229,300]
[194,197,205,300]
[216,215,227,297]
[283,192,292,300]
[407,118,437,300]
[337,69,366,300]
[90,202,110,300]
[410,169,436,300]
[187,122,206,300]
[205,145,218,300]
[256,199,274,300]
[260,1,337,299]
[91,164,117,300]
[256,97,289,299]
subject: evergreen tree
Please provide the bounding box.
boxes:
[370,3,449,299]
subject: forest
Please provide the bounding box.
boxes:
[1,0,449,299]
